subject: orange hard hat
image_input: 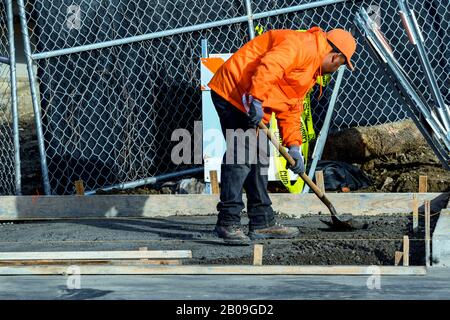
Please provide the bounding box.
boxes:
[327,29,356,71]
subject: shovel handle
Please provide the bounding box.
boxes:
[258,122,337,215]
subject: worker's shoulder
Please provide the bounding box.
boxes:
[268,29,317,46]
[267,29,303,39]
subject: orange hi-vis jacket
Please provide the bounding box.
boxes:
[208,27,332,147]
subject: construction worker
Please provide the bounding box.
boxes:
[208,27,356,244]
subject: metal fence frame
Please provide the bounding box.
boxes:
[0,0,20,195]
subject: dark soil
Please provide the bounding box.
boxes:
[0,214,438,266]
[19,117,42,195]
[359,145,450,193]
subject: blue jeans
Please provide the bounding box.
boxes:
[211,90,275,229]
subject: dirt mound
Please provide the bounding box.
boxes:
[360,145,450,192]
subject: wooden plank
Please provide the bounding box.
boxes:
[0,193,447,220]
[253,244,263,266]
[424,200,431,267]
[209,170,220,195]
[0,250,192,261]
[0,259,181,266]
[0,265,427,276]
[419,176,428,193]
[412,194,419,233]
[394,251,403,266]
[403,236,409,266]
[74,180,85,196]
[315,171,325,194]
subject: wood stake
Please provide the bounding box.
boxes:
[418,175,428,193]
[424,200,431,267]
[253,244,263,266]
[315,171,325,194]
[74,180,85,195]
[394,251,403,266]
[412,194,419,233]
[402,235,409,266]
[210,170,219,195]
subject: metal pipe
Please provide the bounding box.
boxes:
[201,39,208,58]
[6,0,21,195]
[397,0,450,133]
[0,56,10,64]
[399,11,416,45]
[244,0,256,40]
[17,0,52,195]
[252,0,347,20]
[201,38,212,194]
[31,0,348,60]
[84,167,204,195]
[303,66,346,193]
[355,15,450,169]
[357,10,450,150]
[358,13,437,126]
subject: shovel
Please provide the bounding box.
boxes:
[258,122,362,231]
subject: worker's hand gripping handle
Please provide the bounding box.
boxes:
[257,122,326,199]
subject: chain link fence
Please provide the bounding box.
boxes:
[0,0,20,195]
[251,0,448,130]
[15,0,449,194]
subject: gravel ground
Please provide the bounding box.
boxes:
[0,214,438,266]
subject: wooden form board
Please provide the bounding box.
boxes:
[0,193,447,220]
[0,260,181,266]
[0,265,427,276]
[0,250,192,261]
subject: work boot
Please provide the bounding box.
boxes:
[214,225,251,245]
[248,222,300,240]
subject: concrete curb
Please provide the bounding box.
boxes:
[432,208,450,267]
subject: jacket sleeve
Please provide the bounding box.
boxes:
[276,103,303,147]
[248,37,301,101]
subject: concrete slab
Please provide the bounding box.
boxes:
[432,209,450,267]
[0,268,449,300]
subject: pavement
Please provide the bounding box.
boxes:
[0,268,449,300]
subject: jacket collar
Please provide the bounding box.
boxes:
[307,26,333,63]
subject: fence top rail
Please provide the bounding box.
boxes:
[30,0,348,60]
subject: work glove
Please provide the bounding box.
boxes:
[287,145,305,175]
[247,98,264,128]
